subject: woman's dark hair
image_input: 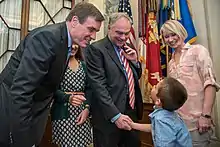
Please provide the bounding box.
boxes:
[70,47,84,61]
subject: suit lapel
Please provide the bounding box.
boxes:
[55,22,69,87]
[60,22,69,63]
[104,37,125,74]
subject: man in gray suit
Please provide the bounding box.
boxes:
[0,2,104,147]
[85,13,143,147]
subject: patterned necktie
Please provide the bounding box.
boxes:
[119,49,135,109]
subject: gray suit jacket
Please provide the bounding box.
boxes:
[0,21,69,147]
[85,36,143,133]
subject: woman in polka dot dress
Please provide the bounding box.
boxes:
[51,45,92,147]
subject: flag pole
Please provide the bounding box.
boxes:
[166,45,169,75]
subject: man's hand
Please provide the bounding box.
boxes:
[197,116,212,133]
[69,94,86,106]
[115,114,133,130]
[76,108,89,125]
[122,45,138,62]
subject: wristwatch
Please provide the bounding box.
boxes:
[201,113,211,119]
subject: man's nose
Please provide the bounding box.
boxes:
[90,32,96,40]
[120,34,127,40]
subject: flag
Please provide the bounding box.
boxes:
[145,11,161,93]
[118,0,137,50]
[138,0,161,103]
[179,0,197,43]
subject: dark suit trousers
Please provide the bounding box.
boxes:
[0,83,11,147]
[93,108,141,147]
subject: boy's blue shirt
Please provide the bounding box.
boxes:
[149,107,192,147]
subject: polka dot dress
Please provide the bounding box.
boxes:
[52,61,92,147]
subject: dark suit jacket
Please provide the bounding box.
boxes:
[0,22,69,147]
[85,36,143,134]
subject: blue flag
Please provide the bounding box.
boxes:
[179,0,197,43]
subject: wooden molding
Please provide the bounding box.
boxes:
[20,0,30,40]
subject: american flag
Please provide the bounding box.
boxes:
[118,0,137,50]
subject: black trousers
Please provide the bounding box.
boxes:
[93,108,141,147]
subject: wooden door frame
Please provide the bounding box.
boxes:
[20,0,30,40]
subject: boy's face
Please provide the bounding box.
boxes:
[151,80,163,106]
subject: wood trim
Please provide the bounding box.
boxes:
[20,0,30,40]
[143,103,154,111]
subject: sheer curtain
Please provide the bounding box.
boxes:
[29,0,77,30]
[0,0,22,72]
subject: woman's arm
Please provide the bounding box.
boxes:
[196,46,219,116]
[53,90,71,103]
[196,45,220,133]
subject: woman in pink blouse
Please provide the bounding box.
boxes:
[160,20,219,147]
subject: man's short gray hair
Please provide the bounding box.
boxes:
[108,13,132,26]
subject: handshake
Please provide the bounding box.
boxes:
[114,114,135,131]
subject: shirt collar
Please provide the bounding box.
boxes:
[107,35,122,51]
[149,106,162,118]
[182,42,191,50]
[170,42,191,60]
[66,23,72,48]
[149,106,175,119]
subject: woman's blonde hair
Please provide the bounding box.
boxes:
[160,20,188,42]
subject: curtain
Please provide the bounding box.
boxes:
[0,0,22,72]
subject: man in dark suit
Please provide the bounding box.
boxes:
[0,2,104,147]
[85,13,143,147]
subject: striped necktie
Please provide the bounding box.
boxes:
[119,49,135,109]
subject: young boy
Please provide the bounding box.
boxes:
[131,77,192,147]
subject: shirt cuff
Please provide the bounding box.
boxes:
[111,113,121,123]
[204,68,220,91]
[131,61,140,68]
[136,61,140,68]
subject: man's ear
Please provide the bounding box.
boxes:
[70,16,79,27]
[155,98,162,106]
[108,25,110,30]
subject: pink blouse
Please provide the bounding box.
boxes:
[168,43,220,131]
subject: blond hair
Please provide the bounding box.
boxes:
[160,20,188,42]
